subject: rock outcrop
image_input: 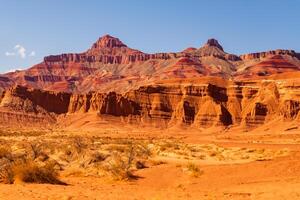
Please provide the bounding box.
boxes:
[204,38,224,51]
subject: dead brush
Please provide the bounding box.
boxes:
[28,143,48,160]
[106,145,136,180]
[0,159,66,185]
[79,151,108,168]
[88,152,107,164]
[71,136,88,154]
[135,143,152,159]
[60,137,89,162]
[185,163,202,177]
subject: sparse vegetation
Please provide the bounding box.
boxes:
[185,163,202,177]
[106,146,136,180]
[0,130,290,185]
[0,159,65,185]
[72,136,88,154]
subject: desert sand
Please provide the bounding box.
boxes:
[0,123,299,200]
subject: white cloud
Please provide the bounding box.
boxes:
[29,51,36,57]
[4,45,35,59]
[5,52,15,56]
[14,44,26,59]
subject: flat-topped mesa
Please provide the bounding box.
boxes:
[43,34,174,65]
[204,38,224,51]
[91,34,128,49]
[42,36,241,66]
[240,49,298,60]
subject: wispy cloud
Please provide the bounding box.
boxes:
[14,44,26,59]
[5,52,15,56]
[4,45,35,59]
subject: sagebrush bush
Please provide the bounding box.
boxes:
[0,159,66,185]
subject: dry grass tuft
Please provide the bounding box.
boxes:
[0,160,66,185]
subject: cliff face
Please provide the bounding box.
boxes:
[3,35,299,94]
[1,34,300,130]
[1,80,300,129]
[0,86,64,126]
[0,85,71,114]
[240,50,298,60]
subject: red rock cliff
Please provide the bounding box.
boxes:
[2,79,300,129]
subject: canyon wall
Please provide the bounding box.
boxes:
[239,50,299,60]
[1,80,300,129]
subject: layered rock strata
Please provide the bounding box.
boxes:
[1,80,299,129]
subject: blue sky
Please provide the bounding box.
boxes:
[0,0,299,73]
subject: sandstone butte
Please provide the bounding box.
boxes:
[0,34,300,130]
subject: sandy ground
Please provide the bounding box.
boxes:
[0,124,300,200]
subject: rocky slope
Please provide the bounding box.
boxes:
[0,35,300,129]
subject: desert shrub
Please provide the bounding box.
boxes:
[135,144,152,159]
[186,163,202,177]
[88,152,107,164]
[78,151,108,168]
[0,159,66,185]
[28,143,45,160]
[60,137,89,162]
[72,136,88,154]
[106,146,136,180]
